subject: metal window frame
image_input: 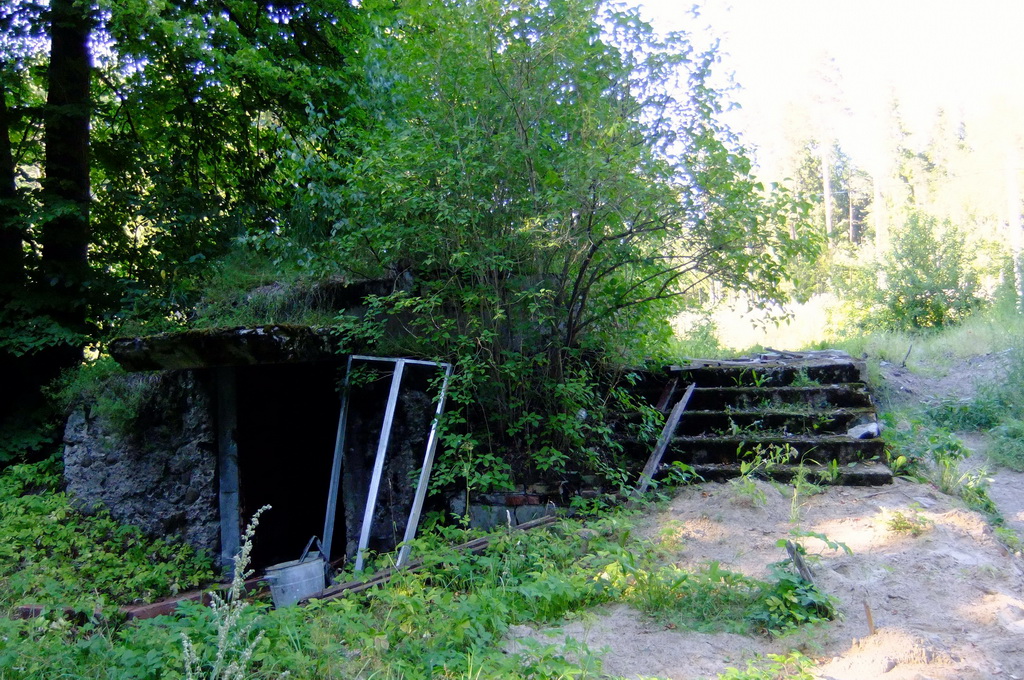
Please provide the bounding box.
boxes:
[321,355,453,572]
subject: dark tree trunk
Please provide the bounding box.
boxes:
[2,0,94,445]
[0,79,33,446]
[38,0,92,365]
[0,87,24,296]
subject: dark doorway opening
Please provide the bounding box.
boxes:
[235,362,344,571]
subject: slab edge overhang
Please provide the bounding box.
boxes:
[108,324,341,371]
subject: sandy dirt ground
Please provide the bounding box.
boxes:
[510,353,1024,679]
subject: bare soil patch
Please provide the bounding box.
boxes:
[877,350,1012,407]
[512,479,1024,679]
[510,354,1024,679]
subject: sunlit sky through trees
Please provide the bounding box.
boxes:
[631,0,1024,182]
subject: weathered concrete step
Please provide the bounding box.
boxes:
[672,461,893,486]
[670,361,864,388]
[678,408,876,437]
[687,385,873,411]
[663,434,884,466]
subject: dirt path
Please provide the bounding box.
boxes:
[510,354,1024,679]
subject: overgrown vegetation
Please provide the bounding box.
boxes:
[3,0,1024,676]
[881,412,1000,518]
[0,453,837,679]
[0,457,213,614]
[2,0,821,492]
[919,345,1024,472]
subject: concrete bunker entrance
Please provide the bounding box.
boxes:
[228,360,440,573]
[234,363,342,570]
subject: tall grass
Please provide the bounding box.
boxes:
[827,297,1024,376]
[687,293,1024,367]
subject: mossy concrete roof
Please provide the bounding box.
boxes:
[109,325,341,371]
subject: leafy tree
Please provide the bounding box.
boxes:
[876,212,983,331]
[0,0,367,455]
[92,0,364,321]
[282,0,816,477]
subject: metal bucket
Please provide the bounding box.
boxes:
[264,536,326,608]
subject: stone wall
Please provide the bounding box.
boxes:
[63,370,220,557]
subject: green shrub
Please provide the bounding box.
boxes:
[875,213,984,331]
[923,393,1003,431]
[49,356,157,431]
[988,420,1024,470]
[717,652,817,680]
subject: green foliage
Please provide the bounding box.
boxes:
[669,314,726,359]
[601,549,836,638]
[717,651,817,680]
[875,213,984,331]
[783,530,852,558]
[0,458,214,612]
[49,356,156,430]
[989,419,1024,471]
[0,493,843,679]
[429,439,516,514]
[881,412,967,473]
[995,526,1024,555]
[728,443,795,507]
[748,569,835,637]
[886,505,932,537]
[0,423,55,467]
[915,348,1024,471]
[923,394,1003,431]
[788,369,821,388]
[660,461,704,488]
[882,411,1002,520]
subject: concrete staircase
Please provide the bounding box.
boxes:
[648,350,891,486]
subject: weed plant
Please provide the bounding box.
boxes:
[48,357,158,433]
[0,476,842,680]
[0,457,213,613]
[885,505,932,537]
[882,411,1002,520]
[788,369,821,388]
[182,506,272,680]
[716,651,816,680]
[728,443,796,507]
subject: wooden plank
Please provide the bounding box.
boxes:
[654,376,679,413]
[634,383,695,497]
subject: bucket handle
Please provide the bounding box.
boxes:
[300,535,325,563]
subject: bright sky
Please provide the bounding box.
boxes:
[630,0,1024,179]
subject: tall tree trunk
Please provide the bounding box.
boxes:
[821,144,833,244]
[848,190,856,243]
[4,0,95,440]
[873,172,887,253]
[39,0,92,367]
[0,85,24,296]
[1008,148,1023,312]
[0,77,31,442]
